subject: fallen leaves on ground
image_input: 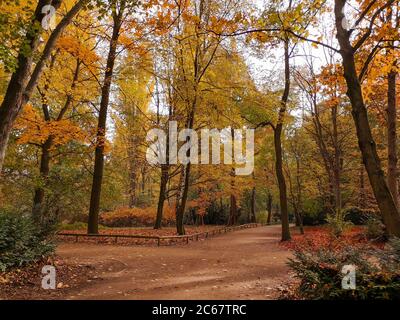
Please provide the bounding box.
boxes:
[0,256,94,300]
[280,226,385,252]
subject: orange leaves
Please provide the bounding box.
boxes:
[15,104,86,147]
[280,226,382,252]
[118,33,149,56]
[141,0,174,10]
[316,63,347,108]
[101,205,176,226]
[57,36,99,71]
[118,34,135,48]
[187,192,213,216]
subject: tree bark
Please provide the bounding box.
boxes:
[332,104,342,218]
[175,163,190,235]
[228,193,238,226]
[128,162,138,208]
[334,0,400,237]
[311,102,336,213]
[274,38,291,241]
[266,192,273,224]
[228,128,238,226]
[250,186,256,223]
[387,66,398,208]
[295,155,304,234]
[359,160,366,208]
[32,137,52,223]
[87,7,123,234]
[127,134,140,208]
[154,102,171,229]
[154,164,169,229]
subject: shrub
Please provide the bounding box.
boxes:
[0,210,55,271]
[287,238,400,300]
[256,211,268,224]
[326,214,353,237]
[365,215,386,241]
[100,205,176,227]
[343,207,376,225]
[302,210,327,226]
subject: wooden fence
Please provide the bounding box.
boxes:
[56,223,261,246]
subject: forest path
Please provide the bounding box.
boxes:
[57,225,293,300]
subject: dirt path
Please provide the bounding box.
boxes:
[57,225,293,300]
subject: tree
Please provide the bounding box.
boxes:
[0,0,86,172]
[88,0,131,234]
[334,0,400,237]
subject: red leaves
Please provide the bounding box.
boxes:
[280,226,382,252]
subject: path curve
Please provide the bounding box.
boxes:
[57,225,292,300]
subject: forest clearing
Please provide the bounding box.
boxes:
[1,0,400,305]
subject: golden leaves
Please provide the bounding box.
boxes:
[57,36,99,71]
[15,104,86,148]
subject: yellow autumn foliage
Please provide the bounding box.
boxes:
[15,104,86,147]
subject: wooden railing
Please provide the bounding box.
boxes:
[56,223,261,246]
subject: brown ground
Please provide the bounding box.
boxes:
[57,224,293,300]
[1,225,294,300]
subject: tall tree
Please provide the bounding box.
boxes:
[88,0,128,234]
[334,0,400,236]
[385,6,399,208]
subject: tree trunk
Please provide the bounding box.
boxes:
[335,0,400,237]
[174,88,198,235]
[154,101,171,228]
[87,9,123,234]
[332,104,342,219]
[229,193,238,226]
[250,186,256,223]
[311,104,336,213]
[295,156,304,234]
[128,167,138,208]
[154,164,169,229]
[387,67,398,208]
[275,122,290,240]
[0,0,53,171]
[175,163,190,235]
[32,137,52,223]
[293,206,304,235]
[274,38,291,241]
[359,160,366,208]
[266,192,273,224]
[228,128,237,226]
[127,135,139,208]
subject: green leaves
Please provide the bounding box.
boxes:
[0,210,55,272]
